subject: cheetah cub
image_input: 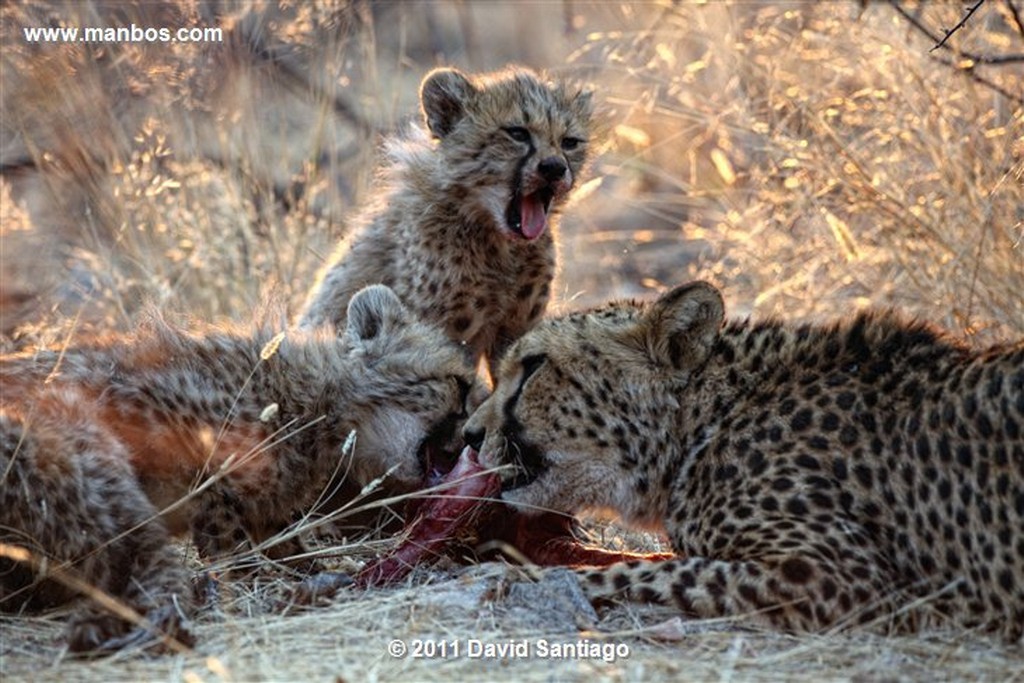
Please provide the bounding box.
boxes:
[465,281,1024,641]
[299,66,594,375]
[0,285,474,654]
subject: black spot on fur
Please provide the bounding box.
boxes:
[780,557,815,584]
[788,408,812,432]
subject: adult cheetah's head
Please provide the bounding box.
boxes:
[419,66,594,241]
[463,281,724,525]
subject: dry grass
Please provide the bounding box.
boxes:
[3,570,1024,682]
[2,1,1023,680]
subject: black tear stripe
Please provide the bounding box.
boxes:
[505,135,536,235]
[499,364,547,490]
[501,360,533,432]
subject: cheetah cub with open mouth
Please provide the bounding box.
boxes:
[299,66,594,376]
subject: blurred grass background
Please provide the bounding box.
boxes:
[2,0,1021,348]
[2,3,1023,679]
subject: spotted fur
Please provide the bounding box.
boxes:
[0,285,474,652]
[298,66,594,375]
[465,281,1024,640]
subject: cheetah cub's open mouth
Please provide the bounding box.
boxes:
[418,418,464,486]
[507,186,555,240]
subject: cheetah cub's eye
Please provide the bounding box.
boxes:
[504,126,531,143]
[561,136,584,151]
[520,354,547,382]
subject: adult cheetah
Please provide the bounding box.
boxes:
[464,281,1024,640]
[299,66,594,376]
[1,285,474,653]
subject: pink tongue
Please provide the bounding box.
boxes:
[520,193,548,240]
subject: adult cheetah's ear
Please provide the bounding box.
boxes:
[421,68,475,139]
[345,285,410,343]
[643,281,724,372]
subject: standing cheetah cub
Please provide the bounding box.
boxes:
[466,281,1024,641]
[299,66,594,374]
[0,285,474,653]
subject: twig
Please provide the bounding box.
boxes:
[931,0,985,52]
[1006,0,1024,39]
[890,1,957,44]
[929,53,1024,103]
[889,0,1024,63]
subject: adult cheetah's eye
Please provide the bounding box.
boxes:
[504,126,531,143]
[520,354,546,383]
[561,136,584,151]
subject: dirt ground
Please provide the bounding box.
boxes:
[4,561,1024,682]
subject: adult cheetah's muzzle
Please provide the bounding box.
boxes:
[463,424,485,452]
[498,437,547,493]
[461,426,545,492]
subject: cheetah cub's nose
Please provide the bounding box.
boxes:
[463,425,485,452]
[538,157,568,183]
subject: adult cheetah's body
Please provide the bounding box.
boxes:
[466,281,1024,640]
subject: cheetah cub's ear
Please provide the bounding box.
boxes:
[643,281,725,373]
[345,284,410,342]
[420,68,476,139]
[566,86,595,124]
